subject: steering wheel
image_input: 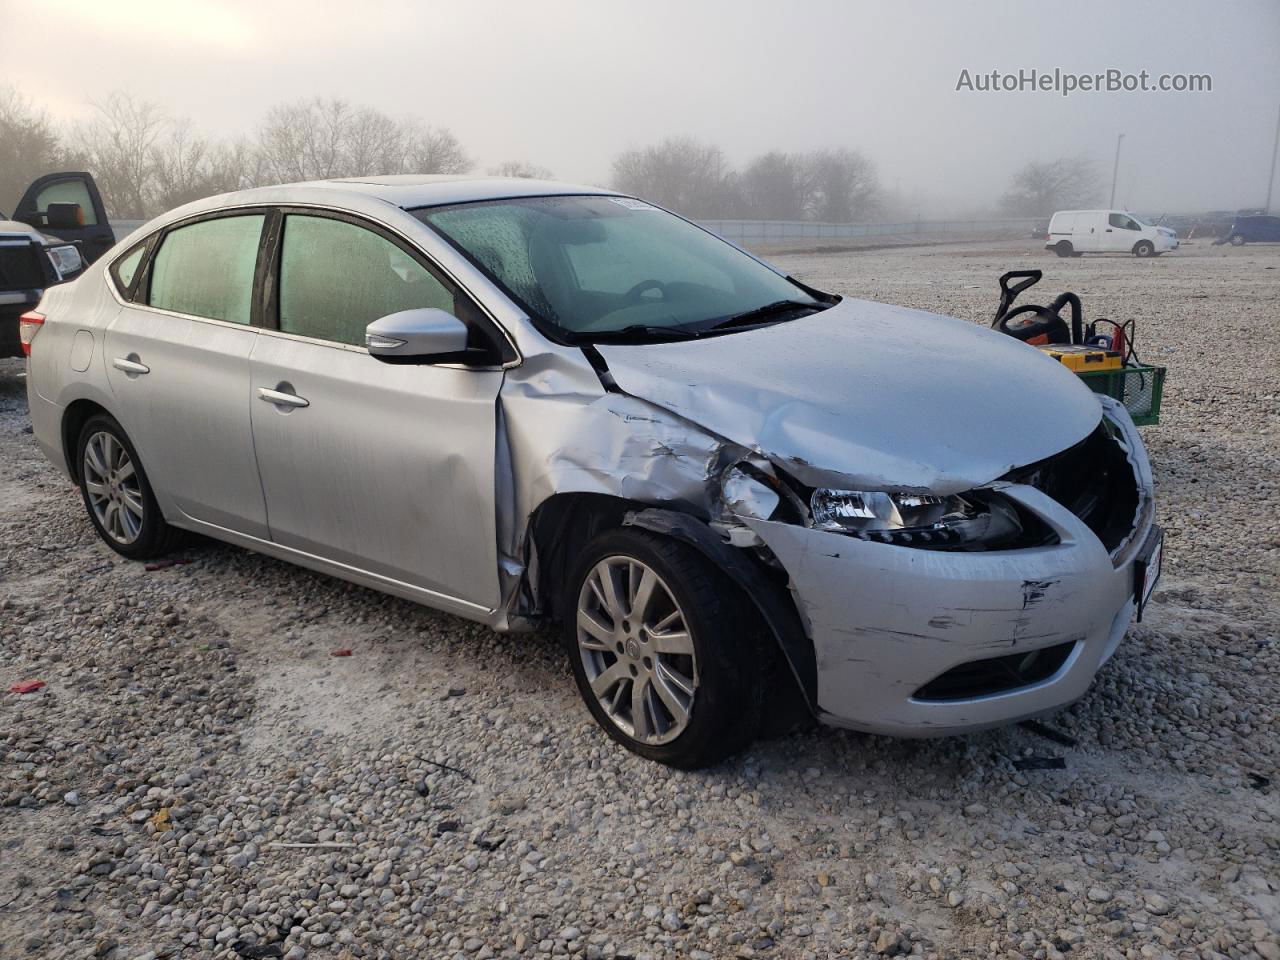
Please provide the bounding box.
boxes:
[623,279,666,302]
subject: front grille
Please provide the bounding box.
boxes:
[913,641,1075,701]
[1004,425,1139,554]
[0,241,47,290]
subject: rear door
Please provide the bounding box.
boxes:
[103,211,270,537]
[14,172,115,263]
[248,209,506,610]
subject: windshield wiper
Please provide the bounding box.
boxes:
[575,324,703,344]
[704,299,821,332]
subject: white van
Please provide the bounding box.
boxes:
[1045,210,1178,258]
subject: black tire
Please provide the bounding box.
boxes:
[1229,234,1246,246]
[75,413,183,560]
[1053,241,1074,258]
[1133,240,1155,258]
[562,528,767,768]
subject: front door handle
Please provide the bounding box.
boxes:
[112,357,150,375]
[1105,228,1113,232]
[258,386,309,408]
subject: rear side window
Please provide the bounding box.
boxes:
[35,179,98,226]
[148,215,265,325]
[278,215,459,347]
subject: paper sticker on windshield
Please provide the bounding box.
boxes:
[609,197,657,211]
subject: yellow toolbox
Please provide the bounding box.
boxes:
[1036,343,1123,372]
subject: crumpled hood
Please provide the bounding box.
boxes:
[596,297,1102,494]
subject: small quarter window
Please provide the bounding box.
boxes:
[148,215,265,325]
[111,244,146,297]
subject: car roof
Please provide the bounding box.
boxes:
[283,175,618,209]
[125,176,627,246]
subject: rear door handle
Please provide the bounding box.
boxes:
[258,387,309,408]
[112,357,150,375]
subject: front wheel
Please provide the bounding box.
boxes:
[563,528,766,768]
[1229,234,1246,246]
[76,414,183,560]
[1133,240,1155,257]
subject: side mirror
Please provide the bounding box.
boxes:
[365,308,470,364]
[45,202,85,230]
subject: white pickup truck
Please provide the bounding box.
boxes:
[1045,209,1179,258]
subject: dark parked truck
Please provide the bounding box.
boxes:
[2,172,113,358]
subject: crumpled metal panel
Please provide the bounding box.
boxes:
[597,297,1102,494]
[741,479,1143,735]
[493,348,742,622]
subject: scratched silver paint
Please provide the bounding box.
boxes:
[26,177,1154,736]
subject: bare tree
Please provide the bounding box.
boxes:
[740,152,807,220]
[257,99,469,182]
[345,107,405,177]
[257,98,350,182]
[1002,156,1102,216]
[401,122,470,175]
[152,122,266,210]
[801,148,881,222]
[611,137,742,218]
[75,92,168,218]
[488,160,553,179]
[0,85,62,213]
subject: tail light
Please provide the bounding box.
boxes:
[18,311,45,356]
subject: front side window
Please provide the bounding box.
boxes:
[148,215,265,324]
[1108,213,1141,230]
[278,215,459,347]
[415,195,826,342]
[36,179,98,226]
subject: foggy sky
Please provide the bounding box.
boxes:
[3,0,1278,215]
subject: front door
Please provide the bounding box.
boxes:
[104,213,269,537]
[1104,212,1142,252]
[248,211,504,609]
[14,172,115,263]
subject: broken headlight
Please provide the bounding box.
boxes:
[809,488,1022,548]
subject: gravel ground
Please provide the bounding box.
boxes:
[1,238,1276,960]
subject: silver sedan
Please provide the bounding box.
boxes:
[23,177,1159,767]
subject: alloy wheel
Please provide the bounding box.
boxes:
[575,556,699,745]
[83,431,144,545]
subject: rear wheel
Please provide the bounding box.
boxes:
[563,528,766,768]
[76,414,182,560]
[1053,241,1074,258]
[1133,240,1155,257]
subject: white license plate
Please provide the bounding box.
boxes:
[1136,531,1163,619]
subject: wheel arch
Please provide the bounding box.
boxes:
[61,398,112,484]
[524,492,818,716]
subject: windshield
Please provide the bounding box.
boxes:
[413,195,825,342]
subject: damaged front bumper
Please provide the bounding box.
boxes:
[740,402,1155,737]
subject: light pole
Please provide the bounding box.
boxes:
[1266,103,1280,213]
[1109,133,1125,209]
